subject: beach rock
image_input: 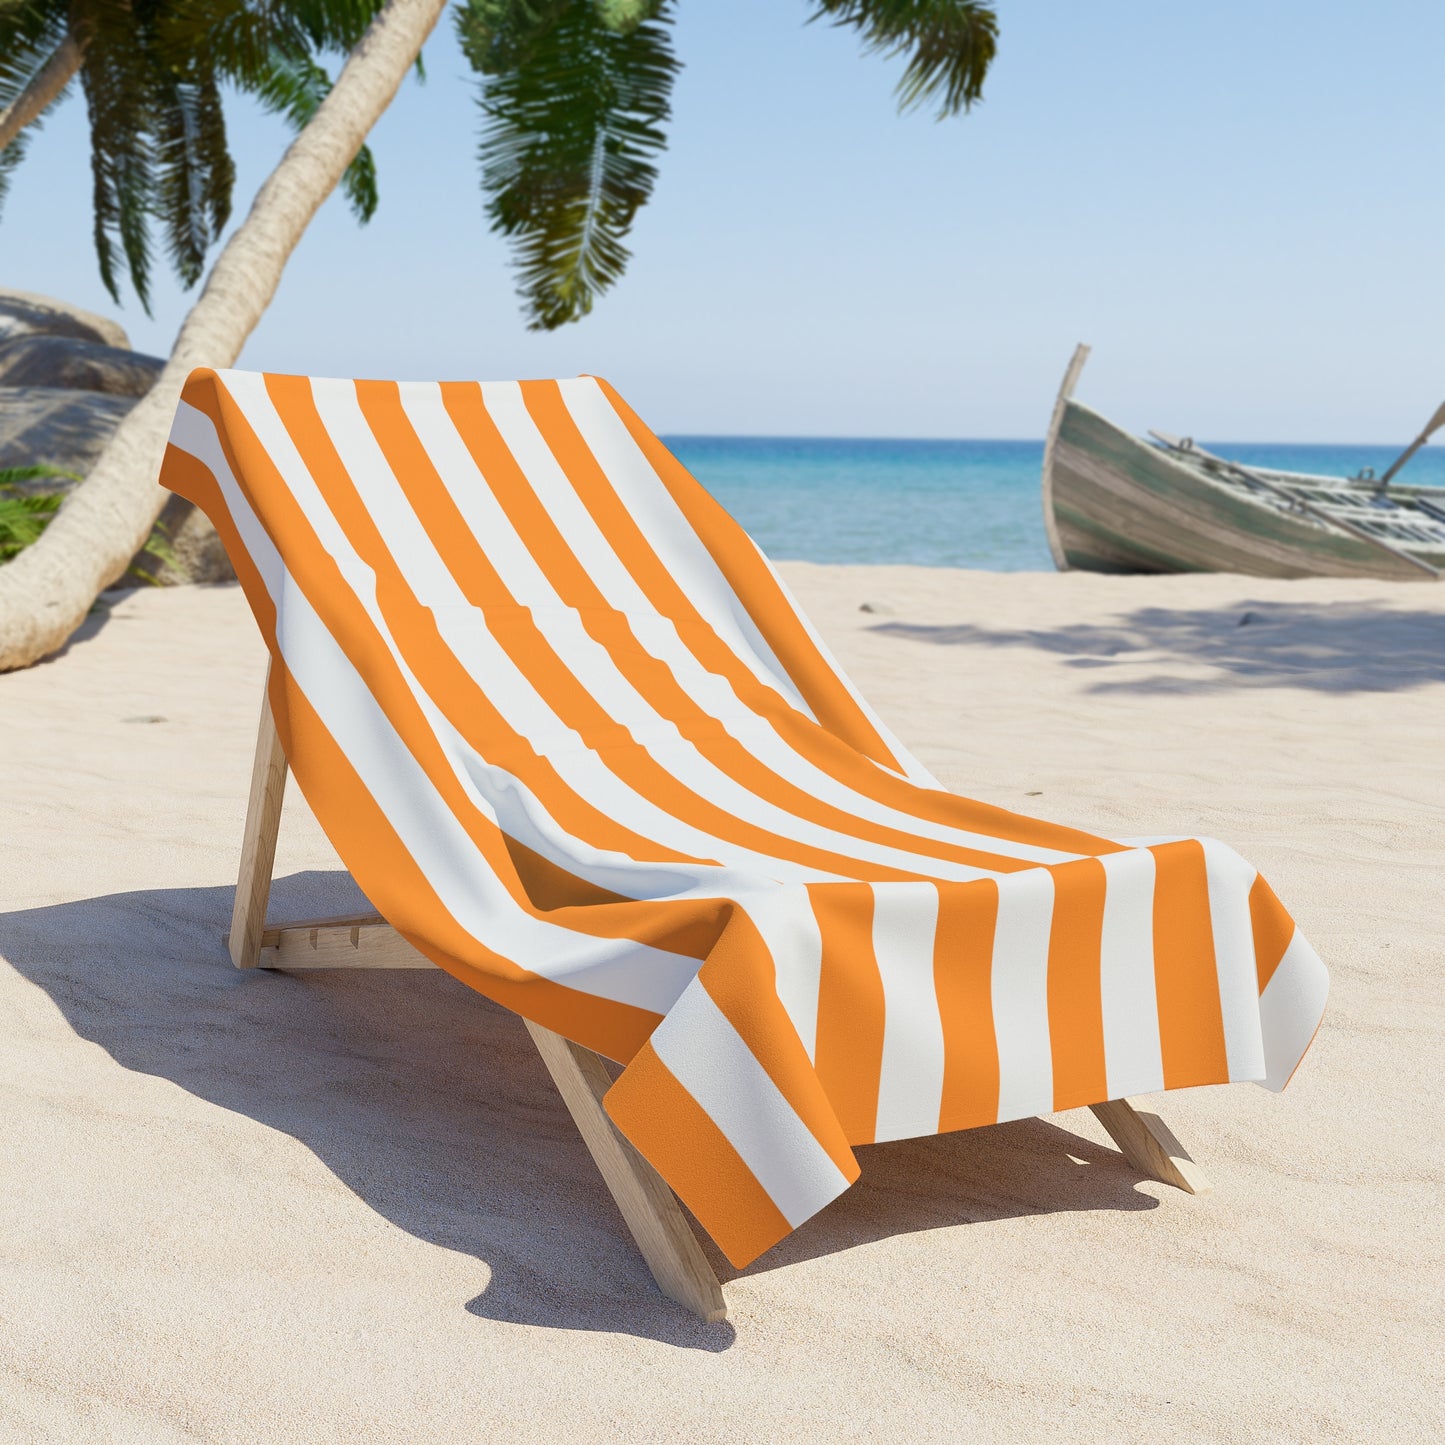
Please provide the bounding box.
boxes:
[0,334,164,396]
[0,290,236,588]
[0,287,130,350]
[0,386,136,480]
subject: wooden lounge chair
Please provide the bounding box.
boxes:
[161,368,1326,1324]
[224,664,1210,1323]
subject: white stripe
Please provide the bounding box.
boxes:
[991,867,1056,1120]
[1201,839,1267,1082]
[1097,847,1164,1098]
[871,883,945,1141]
[1257,931,1329,1091]
[645,980,853,1227]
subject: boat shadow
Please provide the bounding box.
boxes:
[873,598,1445,694]
[0,869,1162,1348]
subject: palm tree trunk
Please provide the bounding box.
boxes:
[0,0,448,671]
[0,34,83,153]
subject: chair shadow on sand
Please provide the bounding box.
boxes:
[873,599,1445,695]
[1,869,1167,1352]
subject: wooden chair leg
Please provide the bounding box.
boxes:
[1089,1098,1212,1195]
[228,664,288,970]
[524,1019,727,1323]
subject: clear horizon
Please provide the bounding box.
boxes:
[5,1,1442,444]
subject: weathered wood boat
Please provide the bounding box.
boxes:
[1042,345,1445,581]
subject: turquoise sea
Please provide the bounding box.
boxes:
[663,436,1445,571]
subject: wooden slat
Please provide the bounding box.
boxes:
[1089,1098,1212,1195]
[524,1019,728,1323]
[248,917,438,970]
[228,667,289,970]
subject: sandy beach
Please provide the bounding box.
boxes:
[3,564,1442,1443]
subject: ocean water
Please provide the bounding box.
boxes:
[663,435,1445,571]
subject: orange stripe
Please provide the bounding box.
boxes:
[1045,857,1108,1111]
[604,1040,802,1269]
[809,883,886,1143]
[1249,874,1296,993]
[1151,841,1229,1089]
[934,879,1000,1131]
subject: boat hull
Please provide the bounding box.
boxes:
[1046,401,1441,581]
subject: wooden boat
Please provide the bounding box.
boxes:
[1041,345,1445,581]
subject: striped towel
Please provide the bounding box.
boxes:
[160,370,1329,1268]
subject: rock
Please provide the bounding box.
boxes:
[0,334,164,397]
[858,601,895,615]
[0,291,237,588]
[0,287,130,350]
[0,386,137,480]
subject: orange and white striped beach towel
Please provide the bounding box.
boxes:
[160,369,1328,1268]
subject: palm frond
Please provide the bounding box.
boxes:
[75,1,159,310]
[0,2,70,220]
[811,0,998,118]
[0,2,68,101]
[282,0,389,54]
[156,0,384,227]
[152,69,235,288]
[458,0,679,330]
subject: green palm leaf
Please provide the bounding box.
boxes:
[458,0,680,331]
[0,2,71,220]
[75,1,161,310]
[1,0,391,308]
[151,67,236,289]
[811,0,998,118]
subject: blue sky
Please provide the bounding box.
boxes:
[4,1,1442,440]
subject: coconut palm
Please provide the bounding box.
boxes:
[0,0,387,310]
[0,0,998,670]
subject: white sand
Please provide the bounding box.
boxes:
[2,567,1442,1442]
